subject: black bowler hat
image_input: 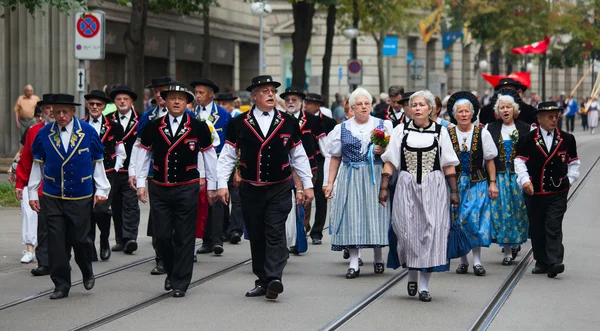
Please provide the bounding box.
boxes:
[280,86,306,100]
[305,93,324,104]
[84,90,112,104]
[447,91,480,123]
[37,93,54,107]
[246,75,281,92]
[400,91,415,104]
[47,93,81,106]
[190,78,220,93]
[146,76,173,88]
[536,101,562,113]
[110,85,138,101]
[159,82,195,104]
[494,78,528,92]
[214,93,237,101]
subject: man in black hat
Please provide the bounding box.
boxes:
[514,101,580,278]
[214,93,238,115]
[479,78,537,125]
[83,90,126,262]
[136,82,217,298]
[28,93,111,299]
[374,85,405,127]
[108,85,141,254]
[217,75,314,300]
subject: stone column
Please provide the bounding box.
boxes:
[233,41,240,92]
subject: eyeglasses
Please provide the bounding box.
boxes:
[88,102,105,107]
[259,88,278,95]
[285,98,301,103]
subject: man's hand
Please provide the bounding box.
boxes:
[137,187,148,203]
[295,190,305,206]
[199,178,206,192]
[207,190,218,205]
[15,188,23,201]
[303,188,314,207]
[94,195,107,205]
[8,172,15,184]
[233,170,242,188]
[217,188,229,205]
[522,181,534,196]
[29,199,40,212]
[128,176,137,190]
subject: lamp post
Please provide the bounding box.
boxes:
[251,2,272,75]
[343,27,358,92]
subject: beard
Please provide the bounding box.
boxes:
[286,105,301,114]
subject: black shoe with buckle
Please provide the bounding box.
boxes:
[374,263,384,274]
[511,247,519,259]
[345,268,360,279]
[419,291,432,302]
[502,257,513,266]
[312,238,322,245]
[473,264,486,276]
[358,258,364,267]
[343,249,350,260]
[407,282,418,296]
[456,263,469,274]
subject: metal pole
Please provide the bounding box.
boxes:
[386,56,390,89]
[541,53,546,100]
[259,14,263,75]
[79,60,85,118]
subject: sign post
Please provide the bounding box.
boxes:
[347,59,363,91]
[76,69,86,92]
[75,10,105,117]
[382,36,398,89]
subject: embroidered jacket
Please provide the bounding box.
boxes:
[487,119,530,173]
[83,115,124,171]
[194,103,231,154]
[295,110,326,170]
[449,126,488,183]
[108,110,139,173]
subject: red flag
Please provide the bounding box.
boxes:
[482,72,531,89]
[510,36,550,55]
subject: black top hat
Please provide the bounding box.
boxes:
[146,76,173,88]
[190,78,220,93]
[246,75,281,92]
[214,93,237,101]
[110,85,138,101]
[447,91,480,123]
[37,93,54,107]
[494,78,528,92]
[280,86,306,100]
[48,93,81,106]
[159,82,195,104]
[400,91,415,104]
[84,90,112,104]
[34,105,42,116]
[490,88,523,107]
[536,101,562,113]
[305,93,324,104]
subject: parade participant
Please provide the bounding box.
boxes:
[15,94,55,276]
[217,75,314,300]
[448,92,498,276]
[515,101,580,278]
[191,78,232,255]
[325,87,392,279]
[214,93,241,117]
[380,90,459,302]
[28,93,111,299]
[136,82,217,298]
[587,96,599,135]
[83,90,126,261]
[397,92,415,123]
[432,95,454,129]
[131,76,174,276]
[487,93,531,265]
[479,78,537,125]
[108,85,141,254]
[374,85,405,126]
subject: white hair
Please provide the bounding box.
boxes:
[493,94,520,118]
[409,90,435,110]
[379,92,389,100]
[349,87,373,106]
[452,99,475,116]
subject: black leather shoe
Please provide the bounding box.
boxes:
[229,233,241,244]
[266,280,284,300]
[343,249,350,259]
[151,263,166,275]
[83,277,95,290]
[407,282,418,296]
[547,263,565,278]
[456,263,469,274]
[312,238,322,245]
[345,268,360,279]
[245,285,267,297]
[532,266,548,274]
[196,246,213,254]
[502,257,513,266]
[358,258,364,267]
[374,263,385,274]
[50,291,68,300]
[511,247,520,259]
[213,245,224,255]
[123,240,138,255]
[419,291,432,302]
[111,243,124,252]
[164,278,172,291]
[473,264,486,276]
[100,247,111,261]
[31,266,50,276]
[172,290,185,298]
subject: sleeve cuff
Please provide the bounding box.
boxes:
[95,188,110,199]
[207,181,217,191]
[28,190,39,201]
[136,178,147,188]
[302,179,314,190]
[217,180,229,190]
[198,170,206,178]
[518,177,531,188]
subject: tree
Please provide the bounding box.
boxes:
[291,0,316,89]
[320,1,336,105]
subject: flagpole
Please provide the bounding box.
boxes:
[541,52,546,100]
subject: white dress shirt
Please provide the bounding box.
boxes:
[118,110,132,130]
[128,107,168,176]
[59,120,75,153]
[169,114,183,135]
[254,107,274,136]
[89,116,102,136]
[196,102,213,121]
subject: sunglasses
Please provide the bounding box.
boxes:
[88,102,105,107]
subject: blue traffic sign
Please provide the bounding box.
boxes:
[338,67,343,80]
[382,36,398,56]
[407,51,414,65]
[444,54,451,67]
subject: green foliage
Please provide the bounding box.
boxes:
[148,0,219,15]
[0,183,19,208]
[0,0,86,18]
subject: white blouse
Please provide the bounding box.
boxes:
[454,125,498,162]
[381,122,459,170]
[327,116,394,158]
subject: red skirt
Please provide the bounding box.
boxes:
[196,186,209,238]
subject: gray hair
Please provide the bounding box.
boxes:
[493,94,520,118]
[349,87,373,106]
[409,90,435,110]
[388,85,404,98]
[452,99,475,116]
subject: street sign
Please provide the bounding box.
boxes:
[77,69,86,92]
[444,54,452,67]
[409,59,424,81]
[407,51,414,65]
[75,11,105,60]
[338,67,343,80]
[347,59,363,85]
[382,36,398,56]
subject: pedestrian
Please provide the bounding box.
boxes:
[564,97,578,133]
[486,93,530,265]
[28,93,111,299]
[216,75,314,300]
[136,82,218,297]
[324,87,392,279]
[514,101,580,278]
[580,97,589,131]
[380,89,460,302]
[447,91,498,276]
[13,84,40,136]
[587,96,598,134]
[432,95,454,128]
[373,85,406,127]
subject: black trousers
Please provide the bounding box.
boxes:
[111,172,141,244]
[226,179,244,236]
[89,172,116,248]
[581,113,588,130]
[202,201,225,248]
[240,181,293,286]
[566,115,575,132]
[146,180,162,264]
[524,192,568,268]
[309,161,328,240]
[149,183,199,292]
[42,196,94,293]
[35,196,49,267]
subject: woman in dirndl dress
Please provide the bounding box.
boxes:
[587,96,599,134]
[486,94,530,265]
[447,91,498,276]
[325,88,392,279]
[380,90,460,302]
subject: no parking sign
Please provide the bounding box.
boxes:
[74,11,105,60]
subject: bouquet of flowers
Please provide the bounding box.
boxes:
[371,128,390,147]
[509,129,519,142]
